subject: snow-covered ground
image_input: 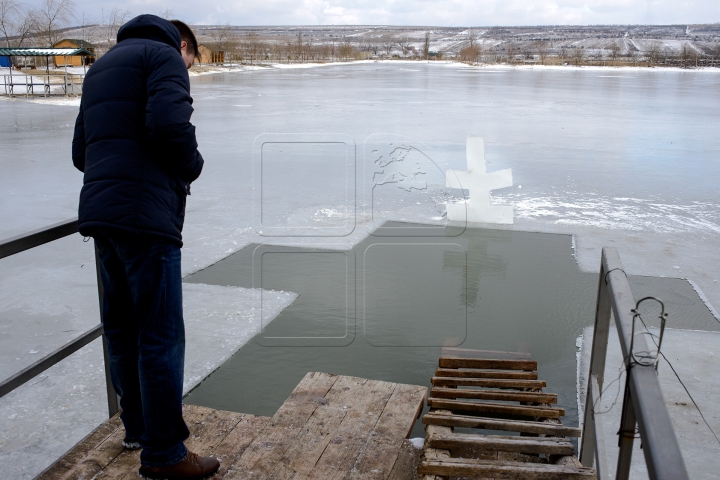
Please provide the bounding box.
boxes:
[1,61,719,478]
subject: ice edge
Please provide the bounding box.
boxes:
[685,278,720,323]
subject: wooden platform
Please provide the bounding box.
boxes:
[418,354,597,479]
[38,372,427,480]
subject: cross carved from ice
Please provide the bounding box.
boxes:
[445,136,513,224]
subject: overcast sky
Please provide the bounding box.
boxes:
[74,0,719,27]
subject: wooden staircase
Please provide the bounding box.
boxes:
[418,349,597,479]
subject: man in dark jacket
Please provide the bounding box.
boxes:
[72,14,219,479]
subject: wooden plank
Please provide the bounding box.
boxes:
[266,375,376,480]
[68,415,132,479]
[35,413,123,480]
[432,376,546,389]
[428,433,575,456]
[387,439,421,480]
[346,383,427,479]
[436,367,538,380]
[211,414,272,479]
[113,404,221,480]
[420,409,453,480]
[422,413,581,437]
[550,455,584,467]
[439,357,537,371]
[428,399,563,418]
[95,445,142,480]
[419,457,597,479]
[441,347,532,360]
[306,378,397,478]
[431,386,556,404]
[225,371,340,480]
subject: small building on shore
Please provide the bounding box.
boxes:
[52,39,96,67]
[198,44,225,64]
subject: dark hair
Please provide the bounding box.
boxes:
[170,20,200,62]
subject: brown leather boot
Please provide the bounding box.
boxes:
[138,451,220,479]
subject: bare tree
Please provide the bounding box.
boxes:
[369,41,379,55]
[338,40,355,60]
[0,0,22,47]
[382,40,394,56]
[209,22,233,59]
[12,7,36,47]
[533,40,548,65]
[397,37,410,56]
[572,46,585,66]
[226,32,240,64]
[608,41,620,65]
[157,7,172,20]
[680,44,693,67]
[646,41,661,66]
[506,44,518,64]
[423,30,430,59]
[101,7,131,48]
[459,45,480,64]
[78,10,95,43]
[467,28,478,48]
[35,0,77,46]
[243,32,265,64]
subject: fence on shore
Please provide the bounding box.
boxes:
[2,71,85,97]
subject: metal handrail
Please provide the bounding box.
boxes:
[3,72,85,97]
[0,219,119,417]
[579,247,688,480]
[0,218,78,259]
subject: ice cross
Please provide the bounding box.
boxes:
[445,136,513,224]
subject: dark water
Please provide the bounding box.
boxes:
[184,223,719,437]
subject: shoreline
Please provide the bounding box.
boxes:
[2,59,718,107]
[191,59,720,74]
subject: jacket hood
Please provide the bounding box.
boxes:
[117,14,181,51]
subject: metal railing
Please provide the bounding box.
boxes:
[0,218,119,418]
[579,247,688,479]
[3,73,85,97]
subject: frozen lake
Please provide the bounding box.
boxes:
[4,61,719,298]
[1,62,719,477]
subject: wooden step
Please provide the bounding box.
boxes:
[419,457,596,479]
[436,367,539,380]
[431,376,546,389]
[427,398,564,418]
[440,347,532,360]
[422,412,581,437]
[428,433,575,456]
[439,357,537,371]
[431,386,557,404]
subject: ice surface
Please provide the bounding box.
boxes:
[0,282,295,480]
[1,62,719,477]
[364,133,461,233]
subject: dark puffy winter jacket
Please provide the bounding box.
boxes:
[72,14,203,245]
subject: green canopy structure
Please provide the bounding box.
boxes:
[0,47,95,57]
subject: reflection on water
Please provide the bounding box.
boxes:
[184,223,719,437]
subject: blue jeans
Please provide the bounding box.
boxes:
[94,229,189,467]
